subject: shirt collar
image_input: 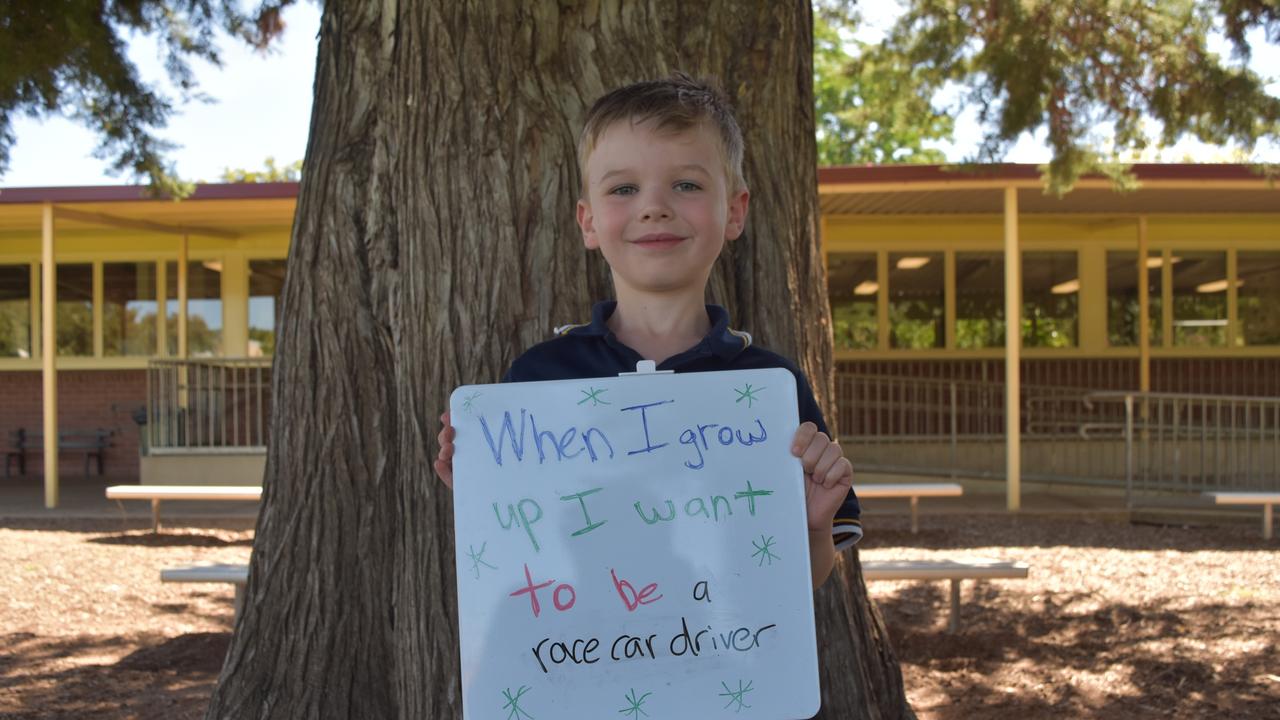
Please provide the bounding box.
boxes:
[570,300,751,361]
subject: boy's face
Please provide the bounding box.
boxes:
[577,119,749,299]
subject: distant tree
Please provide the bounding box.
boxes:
[0,0,294,197]
[813,5,951,165]
[219,156,302,183]
[875,0,1280,191]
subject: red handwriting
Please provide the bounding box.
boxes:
[611,568,663,611]
[510,564,576,617]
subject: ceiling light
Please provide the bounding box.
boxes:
[896,256,930,270]
[1051,279,1080,294]
[1146,256,1182,269]
[202,260,223,273]
[1196,279,1242,293]
[853,281,879,295]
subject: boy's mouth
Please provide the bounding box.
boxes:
[631,233,685,249]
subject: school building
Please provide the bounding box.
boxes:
[2,164,1278,507]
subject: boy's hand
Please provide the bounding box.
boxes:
[791,422,853,532]
[434,411,455,489]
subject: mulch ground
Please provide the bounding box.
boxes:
[1,514,1276,719]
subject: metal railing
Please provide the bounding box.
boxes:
[146,358,272,454]
[1087,391,1280,503]
[835,374,1280,497]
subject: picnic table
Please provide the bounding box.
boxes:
[856,482,964,533]
[105,485,262,532]
[1204,492,1279,540]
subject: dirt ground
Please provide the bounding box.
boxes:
[1,514,1276,719]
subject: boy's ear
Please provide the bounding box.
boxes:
[724,188,750,241]
[577,199,599,250]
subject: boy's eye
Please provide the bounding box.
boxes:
[674,181,702,192]
[608,184,638,196]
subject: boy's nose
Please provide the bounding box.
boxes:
[639,203,673,221]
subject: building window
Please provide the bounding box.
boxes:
[1171,252,1227,347]
[1106,251,1163,347]
[955,252,1004,348]
[166,260,223,356]
[103,262,158,356]
[826,253,877,350]
[0,264,32,358]
[1238,251,1280,346]
[889,252,944,349]
[1022,251,1078,348]
[56,263,93,356]
[248,259,287,357]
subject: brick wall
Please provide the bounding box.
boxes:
[1,370,147,480]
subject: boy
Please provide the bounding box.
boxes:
[435,73,861,587]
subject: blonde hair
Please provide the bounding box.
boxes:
[577,72,746,194]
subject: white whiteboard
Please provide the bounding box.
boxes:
[451,367,819,719]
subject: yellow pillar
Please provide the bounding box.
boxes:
[1003,187,1021,512]
[1137,217,1150,392]
[1079,245,1108,353]
[1226,248,1238,348]
[41,204,58,508]
[943,250,956,351]
[876,250,890,350]
[178,236,189,359]
[222,252,249,356]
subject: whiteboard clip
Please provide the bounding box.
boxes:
[619,359,674,376]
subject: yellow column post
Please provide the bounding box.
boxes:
[944,250,956,351]
[178,236,189,359]
[156,261,167,356]
[92,262,104,357]
[1003,187,1021,512]
[1079,245,1108,353]
[1226,248,1239,348]
[1161,249,1173,349]
[222,253,249,356]
[1137,217,1150,392]
[876,250,890,350]
[41,203,58,508]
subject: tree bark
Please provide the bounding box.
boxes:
[206,2,912,718]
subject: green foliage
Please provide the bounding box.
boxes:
[813,6,952,165]
[0,0,294,197]
[219,156,301,182]
[877,0,1280,192]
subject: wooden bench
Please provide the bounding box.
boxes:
[1204,492,1279,540]
[5,427,112,477]
[161,563,249,620]
[856,483,964,533]
[105,485,262,532]
[862,558,1029,632]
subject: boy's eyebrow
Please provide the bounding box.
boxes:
[597,163,713,184]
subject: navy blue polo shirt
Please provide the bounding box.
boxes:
[503,300,863,549]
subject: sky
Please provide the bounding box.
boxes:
[3,2,1278,188]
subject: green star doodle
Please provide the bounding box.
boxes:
[461,391,482,416]
[719,679,754,713]
[618,688,653,718]
[466,542,497,579]
[501,685,535,720]
[578,386,610,406]
[734,383,764,408]
[751,535,780,566]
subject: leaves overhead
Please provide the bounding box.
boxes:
[0,0,294,197]
[813,5,952,165]
[875,0,1280,192]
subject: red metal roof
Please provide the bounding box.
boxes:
[0,182,300,204]
[817,163,1270,185]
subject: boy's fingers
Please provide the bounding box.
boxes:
[791,422,819,456]
[799,433,829,473]
[824,456,853,490]
[812,443,844,487]
[440,442,454,461]
[433,459,453,489]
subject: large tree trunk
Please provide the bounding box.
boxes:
[206,2,912,718]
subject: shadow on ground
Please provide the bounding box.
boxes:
[876,582,1279,719]
[0,632,228,720]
